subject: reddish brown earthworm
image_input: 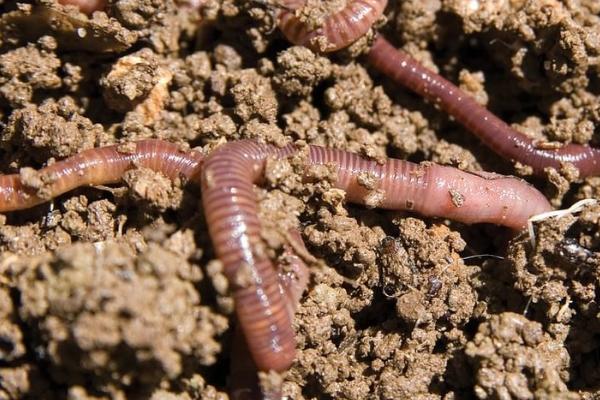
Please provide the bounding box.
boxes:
[306,143,552,229]
[0,139,550,376]
[60,0,600,177]
[274,0,600,177]
[367,37,600,177]
[230,232,310,400]
[57,0,107,14]
[0,140,203,212]
[201,139,550,371]
[201,140,300,373]
[277,0,388,52]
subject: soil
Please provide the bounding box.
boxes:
[0,0,599,399]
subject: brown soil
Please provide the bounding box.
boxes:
[0,0,599,399]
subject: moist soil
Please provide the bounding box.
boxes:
[0,0,599,399]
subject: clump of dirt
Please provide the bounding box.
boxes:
[0,286,26,363]
[443,0,600,94]
[59,197,121,243]
[0,0,599,399]
[101,48,173,125]
[508,201,600,392]
[273,46,332,97]
[0,41,61,107]
[466,312,573,399]
[4,241,228,397]
[285,217,477,399]
[123,167,185,211]
[3,98,107,161]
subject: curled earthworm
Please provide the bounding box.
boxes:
[0,140,203,212]
[201,141,300,373]
[201,139,551,371]
[367,37,600,177]
[277,0,388,52]
[0,139,551,376]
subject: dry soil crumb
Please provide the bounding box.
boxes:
[3,98,106,161]
[101,48,173,125]
[466,312,573,400]
[0,41,61,107]
[123,167,185,211]
[273,46,332,97]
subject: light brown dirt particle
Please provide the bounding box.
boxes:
[0,43,61,107]
[466,312,573,399]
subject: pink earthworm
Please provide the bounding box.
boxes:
[57,0,107,15]
[274,1,600,177]
[0,139,551,375]
[367,37,600,177]
[59,0,600,176]
[304,143,552,230]
[201,141,300,373]
[230,233,310,400]
[201,139,550,372]
[0,140,203,212]
[277,0,388,52]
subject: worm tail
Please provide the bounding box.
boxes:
[0,140,203,212]
[368,36,600,177]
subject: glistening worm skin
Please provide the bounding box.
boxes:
[306,143,552,230]
[201,140,299,372]
[0,139,551,375]
[201,139,550,372]
[367,37,600,177]
[277,0,388,52]
[0,140,203,212]
[57,0,107,14]
[230,232,310,400]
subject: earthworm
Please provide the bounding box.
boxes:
[201,141,300,372]
[275,0,600,177]
[277,0,388,52]
[367,36,600,177]
[0,140,203,212]
[201,139,550,371]
[58,0,107,14]
[0,139,550,375]
[230,232,309,400]
[60,0,600,177]
[306,144,552,229]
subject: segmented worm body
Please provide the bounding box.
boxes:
[367,37,600,177]
[309,144,552,229]
[201,139,552,371]
[276,1,600,177]
[201,141,316,372]
[230,233,310,400]
[277,0,388,52]
[13,0,575,398]
[57,0,107,14]
[0,139,551,373]
[0,140,203,212]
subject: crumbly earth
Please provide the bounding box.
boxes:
[0,0,598,399]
